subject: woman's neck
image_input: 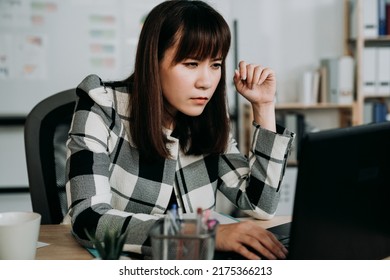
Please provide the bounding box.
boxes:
[163,103,177,130]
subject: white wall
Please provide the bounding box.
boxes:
[0,193,32,212]
[0,126,28,188]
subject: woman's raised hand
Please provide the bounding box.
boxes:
[233,60,276,106]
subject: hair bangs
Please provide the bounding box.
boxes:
[173,10,230,62]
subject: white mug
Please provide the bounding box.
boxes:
[0,212,41,260]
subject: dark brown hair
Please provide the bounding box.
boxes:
[125,0,231,161]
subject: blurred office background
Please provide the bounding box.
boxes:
[0,0,346,215]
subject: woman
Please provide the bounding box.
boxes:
[65,0,294,260]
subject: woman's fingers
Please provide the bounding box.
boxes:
[258,231,288,259]
[237,61,261,88]
[238,60,248,80]
[216,221,287,260]
[243,229,286,259]
[238,234,278,260]
[235,244,262,260]
[258,67,276,86]
[236,61,275,90]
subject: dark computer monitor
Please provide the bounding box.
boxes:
[288,121,390,259]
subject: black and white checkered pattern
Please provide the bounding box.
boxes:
[64,74,295,256]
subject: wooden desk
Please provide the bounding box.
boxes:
[36,216,292,260]
[247,215,291,228]
[36,224,93,260]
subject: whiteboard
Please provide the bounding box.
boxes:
[0,0,163,116]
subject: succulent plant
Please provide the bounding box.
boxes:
[85,228,128,260]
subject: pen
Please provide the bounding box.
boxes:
[202,209,211,231]
[168,204,180,234]
[196,207,203,234]
[178,206,183,222]
[207,219,218,231]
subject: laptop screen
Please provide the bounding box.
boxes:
[288,122,390,260]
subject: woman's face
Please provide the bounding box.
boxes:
[159,44,222,119]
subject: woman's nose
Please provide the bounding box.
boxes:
[195,67,212,90]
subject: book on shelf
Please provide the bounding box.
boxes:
[363,100,389,123]
[373,102,389,122]
[378,0,387,35]
[363,47,377,95]
[299,69,320,105]
[378,47,390,94]
[318,66,328,103]
[336,56,354,104]
[363,102,374,123]
[320,56,354,104]
[350,0,379,38]
[350,0,390,37]
[387,2,390,35]
[362,46,390,96]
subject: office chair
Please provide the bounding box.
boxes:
[24,89,77,224]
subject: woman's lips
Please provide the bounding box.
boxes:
[191,97,208,105]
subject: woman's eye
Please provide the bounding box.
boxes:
[212,63,222,69]
[184,62,198,68]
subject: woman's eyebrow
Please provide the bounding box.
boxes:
[183,56,223,61]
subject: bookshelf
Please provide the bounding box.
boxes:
[275,103,352,110]
[345,0,390,125]
[275,103,355,129]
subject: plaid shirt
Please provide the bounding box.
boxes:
[65,74,295,256]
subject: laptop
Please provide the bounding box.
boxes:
[267,121,390,260]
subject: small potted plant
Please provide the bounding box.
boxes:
[85,228,128,260]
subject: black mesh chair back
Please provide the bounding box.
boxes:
[24,89,77,224]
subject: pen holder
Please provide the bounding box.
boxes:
[149,219,218,260]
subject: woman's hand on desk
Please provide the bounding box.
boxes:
[215,221,288,260]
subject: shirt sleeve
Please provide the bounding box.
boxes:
[65,75,159,257]
[217,122,295,220]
